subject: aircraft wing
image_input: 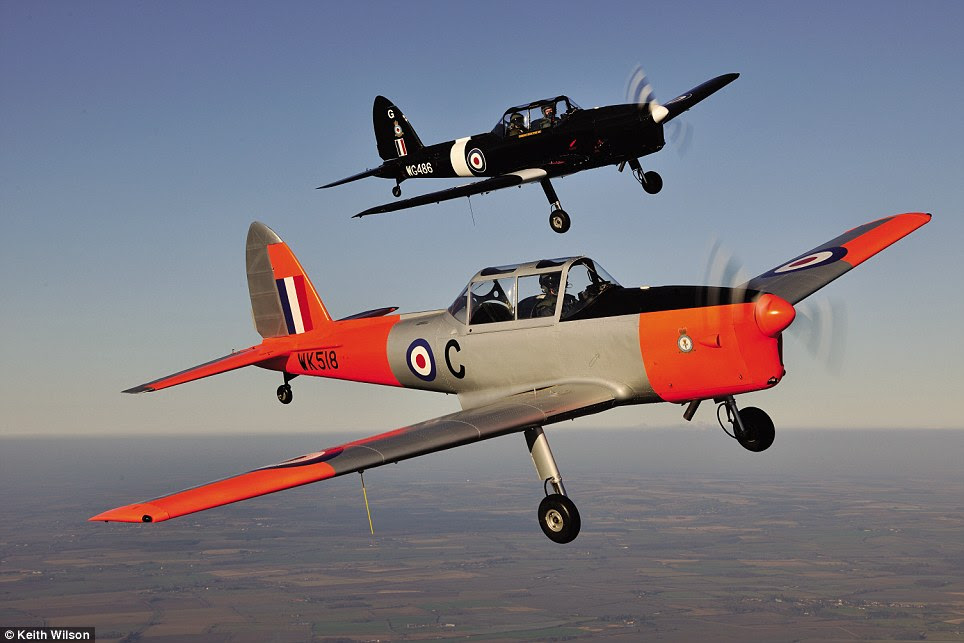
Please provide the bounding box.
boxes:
[743,212,931,305]
[353,169,549,218]
[123,345,281,394]
[90,382,615,523]
[661,72,740,122]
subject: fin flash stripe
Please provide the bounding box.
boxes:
[276,275,313,334]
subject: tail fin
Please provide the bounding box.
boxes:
[246,222,331,338]
[373,96,424,161]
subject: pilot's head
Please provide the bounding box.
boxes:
[510,112,524,125]
[539,272,560,294]
[543,104,555,118]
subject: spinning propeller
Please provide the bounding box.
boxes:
[625,65,695,157]
[702,239,848,372]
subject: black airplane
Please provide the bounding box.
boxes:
[320,71,739,233]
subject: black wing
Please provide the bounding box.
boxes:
[353,169,549,218]
[661,73,739,123]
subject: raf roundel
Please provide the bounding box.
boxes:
[466,148,486,174]
[406,339,437,381]
[764,246,848,277]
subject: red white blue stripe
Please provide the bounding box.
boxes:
[276,275,313,334]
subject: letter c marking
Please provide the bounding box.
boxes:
[445,339,465,379]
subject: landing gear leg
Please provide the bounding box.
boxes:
[628,158,662,195]
[277,372,297,405]
[540,178,570,234]
[525,426,580,543]
[718,395,775,452]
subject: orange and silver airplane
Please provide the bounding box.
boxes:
[91,212,930,543]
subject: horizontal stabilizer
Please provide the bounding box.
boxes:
[337,306,399,321]
[123,346,280,394]
[354,169,548,218]
[92,383,615,522]
[743,212,931,305]
[317,164,388,189]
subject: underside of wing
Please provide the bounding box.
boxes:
[662,73,740,122]
[123,345,280,393]
[743,212,931,305]
[91,382,615,523]
[353,169,549,218]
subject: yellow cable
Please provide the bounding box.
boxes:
[360,471,374,535]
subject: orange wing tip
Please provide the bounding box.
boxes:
[841,212,932,267]
[89,503,170,523]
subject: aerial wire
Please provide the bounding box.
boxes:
[359,471,374,535]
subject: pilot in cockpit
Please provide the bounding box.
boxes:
[536,103,556,129]
[507,112,526,137]
[532,272,575,317]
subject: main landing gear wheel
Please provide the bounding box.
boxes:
[538,494,581,544]
[719,396,775,452]
[392,185,402,198]
[735,406,775,452]
[641,170,663,194]
[549,209,571,234]
[540,177,570,234]
[628,158,663,195]
[277,384,293,405]
[526,426,580,543]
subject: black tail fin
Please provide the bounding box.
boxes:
[373,96,424,161]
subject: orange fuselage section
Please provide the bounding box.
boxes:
[638,299,789,403]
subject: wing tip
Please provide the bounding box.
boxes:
[122,385,155,394]
[89,503,170,523]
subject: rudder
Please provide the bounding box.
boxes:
[373,96,424,161]
[246,222,332,338]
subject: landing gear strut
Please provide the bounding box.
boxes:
[526,426,580,543]
[540,177,570,234]
[627,158,662,195]
[276,372,297,405]
[717,396,775,452]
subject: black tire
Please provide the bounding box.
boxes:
[642,171,663,194]
[538,494,581,544]
[736,406,775,452]
[392,185,402,198]
[549,209,571,234]
[277,384,293,405]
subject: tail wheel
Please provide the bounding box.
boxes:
[277,384,293,405]
[538,494,581,544]
[735,406,775,452]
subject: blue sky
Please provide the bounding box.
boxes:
[2,0,962,437]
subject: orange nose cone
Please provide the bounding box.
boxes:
[754,293,796,337]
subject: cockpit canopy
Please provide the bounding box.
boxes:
[492,96,580,138]
[447,256,618,325]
